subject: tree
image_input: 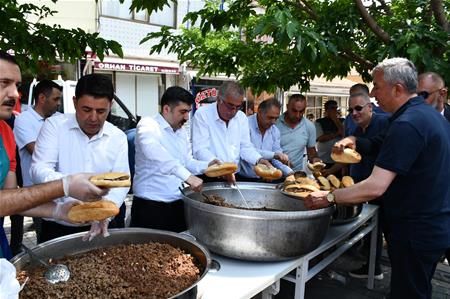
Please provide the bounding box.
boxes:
[136,0,450,93]
[0,0,123,71]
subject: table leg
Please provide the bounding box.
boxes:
[261,280,280,299]
[367,211,378,289]
[294,259,309,299]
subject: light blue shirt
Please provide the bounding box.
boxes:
[240,114,293,178]
[275,114,316,171]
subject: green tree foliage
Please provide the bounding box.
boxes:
[138,0,450,93]
[0,0,123,71]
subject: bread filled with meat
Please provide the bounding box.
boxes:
[68,200,119,222]
[254,164,283,180]
[331,148,361,164]
[89,172,131,188]
[204,162,238,177]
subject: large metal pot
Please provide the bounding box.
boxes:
[181,182,334,261]
[11,228,211,299]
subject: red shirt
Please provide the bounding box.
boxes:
[0,120,16,172]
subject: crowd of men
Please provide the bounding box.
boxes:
[0,51,449,299]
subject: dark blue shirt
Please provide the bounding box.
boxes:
[350,113,390,183]
[345,104,388,136]
[375,96,450,250]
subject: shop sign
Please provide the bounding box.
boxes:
[94,61,179,74]
[195,88,218,108]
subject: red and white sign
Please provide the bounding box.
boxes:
[94,61,179,74]
[195,88,218,108]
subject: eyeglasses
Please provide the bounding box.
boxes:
[418,88,443,99]
[347,103,370,113]
[221,100,242,111]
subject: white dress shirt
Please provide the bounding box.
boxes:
[13,107,45,187]
[192,102,261,167]
[240,114,293,178]
[133,114,209,202]
[30,113,129,225]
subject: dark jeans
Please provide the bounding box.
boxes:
[109,203,126,229]
[40,220,90,243]
[9,215,24,256]
[130,196,186,233]
[386,236,445,299]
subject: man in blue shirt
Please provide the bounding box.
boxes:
[239,98,292,180]
[305,58,450,299]
[346,92,389,280]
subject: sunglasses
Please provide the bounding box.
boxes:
[221,100,242,111]
[347,103,369,113]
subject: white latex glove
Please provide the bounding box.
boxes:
[66,173,108,201]
[51,199,82,223]
[82,219,111,242]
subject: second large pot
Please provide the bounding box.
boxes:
[182,182,334,261]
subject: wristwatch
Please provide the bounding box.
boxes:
[326,192,336,204]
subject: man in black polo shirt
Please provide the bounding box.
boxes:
[304,57,450,299]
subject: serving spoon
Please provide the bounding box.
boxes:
[22,244,70,284]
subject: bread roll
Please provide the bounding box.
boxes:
[254,164,282,180]
[342,176,355,187]
[317,176,331,190]
[204,162,238,177]
[284,183,320,198]
[331,148,361,164]
[89,172,131,188]
[68,200,119,222]
[307,161,326,172]
[327,174,341,189]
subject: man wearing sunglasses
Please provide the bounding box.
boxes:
[346,92,389,280]
[192,82,272,184]
[418,72,449,122]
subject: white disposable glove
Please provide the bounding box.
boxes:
[82,219,111,242]
[52,199,82,223]
[65,173,108,201]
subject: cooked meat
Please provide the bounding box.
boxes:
[18,242,201,299]
[202,194,282,211]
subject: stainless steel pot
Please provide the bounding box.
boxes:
[181,182,334,261]
[332,204,363,225]
[11,228,211,299]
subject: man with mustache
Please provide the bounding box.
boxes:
[30,74,130,243]
[0,51,108,260]
[131,86,219,232]
[13,80,62,243]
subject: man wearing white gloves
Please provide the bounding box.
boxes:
[31,74,130,243]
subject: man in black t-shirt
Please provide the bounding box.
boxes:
[305,58,450,299]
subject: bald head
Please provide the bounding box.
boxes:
[417,72,447,112]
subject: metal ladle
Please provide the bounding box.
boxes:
[22,244,70,284]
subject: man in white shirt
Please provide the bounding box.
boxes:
[239,97,292,180]
[31,74,130,243]
[14,80,62,243]
[192,81,272,183]
[132,86,218,232]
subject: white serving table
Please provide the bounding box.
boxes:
[197,204,379,299]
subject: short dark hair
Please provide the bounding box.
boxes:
[259,97,281,113]
[288,94,306,104]
[349,83,369,95]
[160,86,194,108]
[0,51,18,66]
[324,100,338,110]
[33,80,62,102]
[75,74,114,101]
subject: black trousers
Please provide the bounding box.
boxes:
[386,236,445,299]
[130,196,186,233]
[40,220,90,244]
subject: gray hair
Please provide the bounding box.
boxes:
[418,72,445,87]
[372,57,417,93]
[218,81,245,101]
[258,97,281,113]
[349,92,371,104]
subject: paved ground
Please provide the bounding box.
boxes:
[4,199,450,299]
